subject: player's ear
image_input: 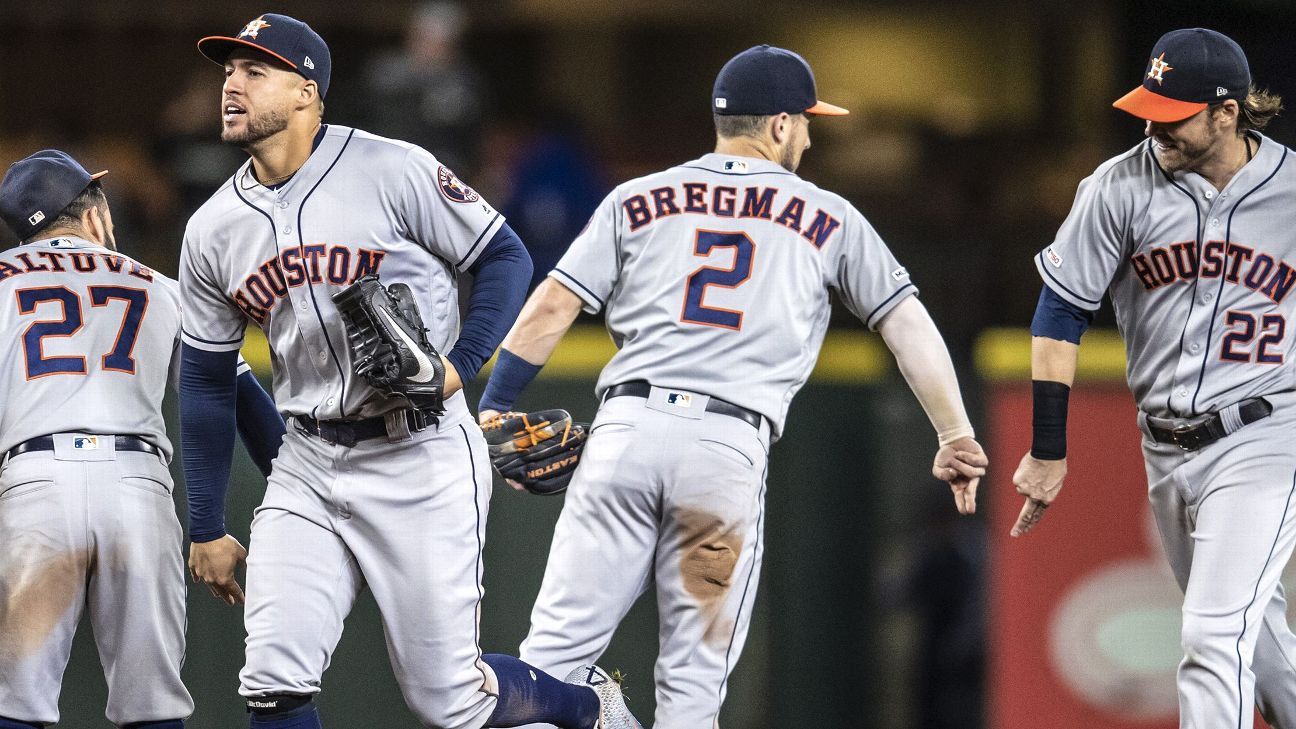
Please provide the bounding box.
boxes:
[769,113,792,145]
[298,79,320,112]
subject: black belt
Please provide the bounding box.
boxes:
[295,409,431,447]
[1147,397,1273,451]
[6,434,161,460]
[604,381,763,430]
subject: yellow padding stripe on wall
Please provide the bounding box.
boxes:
[240,326,1129,384]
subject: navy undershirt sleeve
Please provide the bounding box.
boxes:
[235,369,286,478]
[1030,285,1094,344]
[446,223,533,383]
[180,343,239,543]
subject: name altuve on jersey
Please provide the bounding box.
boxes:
[1132,239,1296,304]
[0,249,154,282]
[623,182,842,248]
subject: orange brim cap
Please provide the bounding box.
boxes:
[90,170,108,180]
[1112,85,1206,123]
[807,100,849,116]
[197,36,299,70]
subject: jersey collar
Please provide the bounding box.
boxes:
[689,152,797,177]
[21,235,109,251]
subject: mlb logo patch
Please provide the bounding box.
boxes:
[715,97,728,109]
[723,160,747,172]
[1046,247,1064,268]
[28,210,45,226]
[666,392,693,408]
[73,436,100,450]
[891,266,908,281]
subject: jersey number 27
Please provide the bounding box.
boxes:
[17,285,148,378]
[680,230,755,330]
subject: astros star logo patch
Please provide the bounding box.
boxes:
[239,17,271,39]
[1147,53,1173,85]
[437,165,481,204]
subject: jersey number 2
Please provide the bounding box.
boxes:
[680,230,755,330]
[18,285,148,378]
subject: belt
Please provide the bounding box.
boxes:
[1147,397,1273,451]
[604,381,763,430]
[295,409,431,447]
[6,434,161,460]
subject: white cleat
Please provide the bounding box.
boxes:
[564,664,644,729]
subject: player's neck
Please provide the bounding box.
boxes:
[714,137,783,167]
[249,119,322,185]
[1193,133,1254,191]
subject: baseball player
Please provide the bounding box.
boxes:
[1011,28,1296,729]
[0,150,283,729]
[477,45,987,728]
[179,14,641,729]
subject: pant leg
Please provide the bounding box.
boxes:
[241,430,364,699]
[509,399,662,729]
[338,421,500,729]
[1254,581,1296,727]
[1171,410,1296,729]
[651,410,767,729]
[0,454,88,725]
[89,453,193,725]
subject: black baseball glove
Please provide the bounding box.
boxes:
[331,274,445,416]
[481,409,588,495]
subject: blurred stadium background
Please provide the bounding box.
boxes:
[3,0,1296,726]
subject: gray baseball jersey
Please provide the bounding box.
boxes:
[520,153,917,728]
[0,237,180,458]
[1037,133,1296,418]
[1039,133,1296,729]
[552,152,916,437]
[180,124,509,727]
[0,235,192,725]
[180,124,503,422]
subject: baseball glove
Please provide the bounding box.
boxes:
[482,409,588,495]
[331,274,445,416]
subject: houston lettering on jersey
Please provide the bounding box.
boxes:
[234,245,386,324]
[1130,240,1296,304]
[0,251,154,282]
[622,183,842,248]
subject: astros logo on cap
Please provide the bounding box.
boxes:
[1146,53,1173,85]
[239,17,271,39]
[437,166,480,204]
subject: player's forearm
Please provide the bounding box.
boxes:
[448,224,534,382]
[878,297,975,445]
[1031,336,1080,385]
[479,279,583,413]
[500,278,584,366]
[179,343,240,543]
[234,369,286,478]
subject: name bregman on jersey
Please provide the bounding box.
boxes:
[234,244,386,324]
[1131,240,1296,304]
[622,183,843,248]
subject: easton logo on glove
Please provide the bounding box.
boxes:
[331,274,446,416]
[482,409,588,495]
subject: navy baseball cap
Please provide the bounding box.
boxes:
[1114,28,1250,123]
[198,14,332,98]
[0,150,107,240]
[713,45,848,117]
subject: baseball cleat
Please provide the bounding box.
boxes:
[564,664,643,729]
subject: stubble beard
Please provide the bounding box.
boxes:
[1155,122,1222,174]
[222,105,291,148]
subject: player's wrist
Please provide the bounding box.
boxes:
[1030,380,1070,460]
[189,528,228,544]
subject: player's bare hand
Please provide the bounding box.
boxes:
[932,436,987,515]
[477,408,530,492]
[1010,452,1067,537]
[442,356,463,397]
[188,535,248,605]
